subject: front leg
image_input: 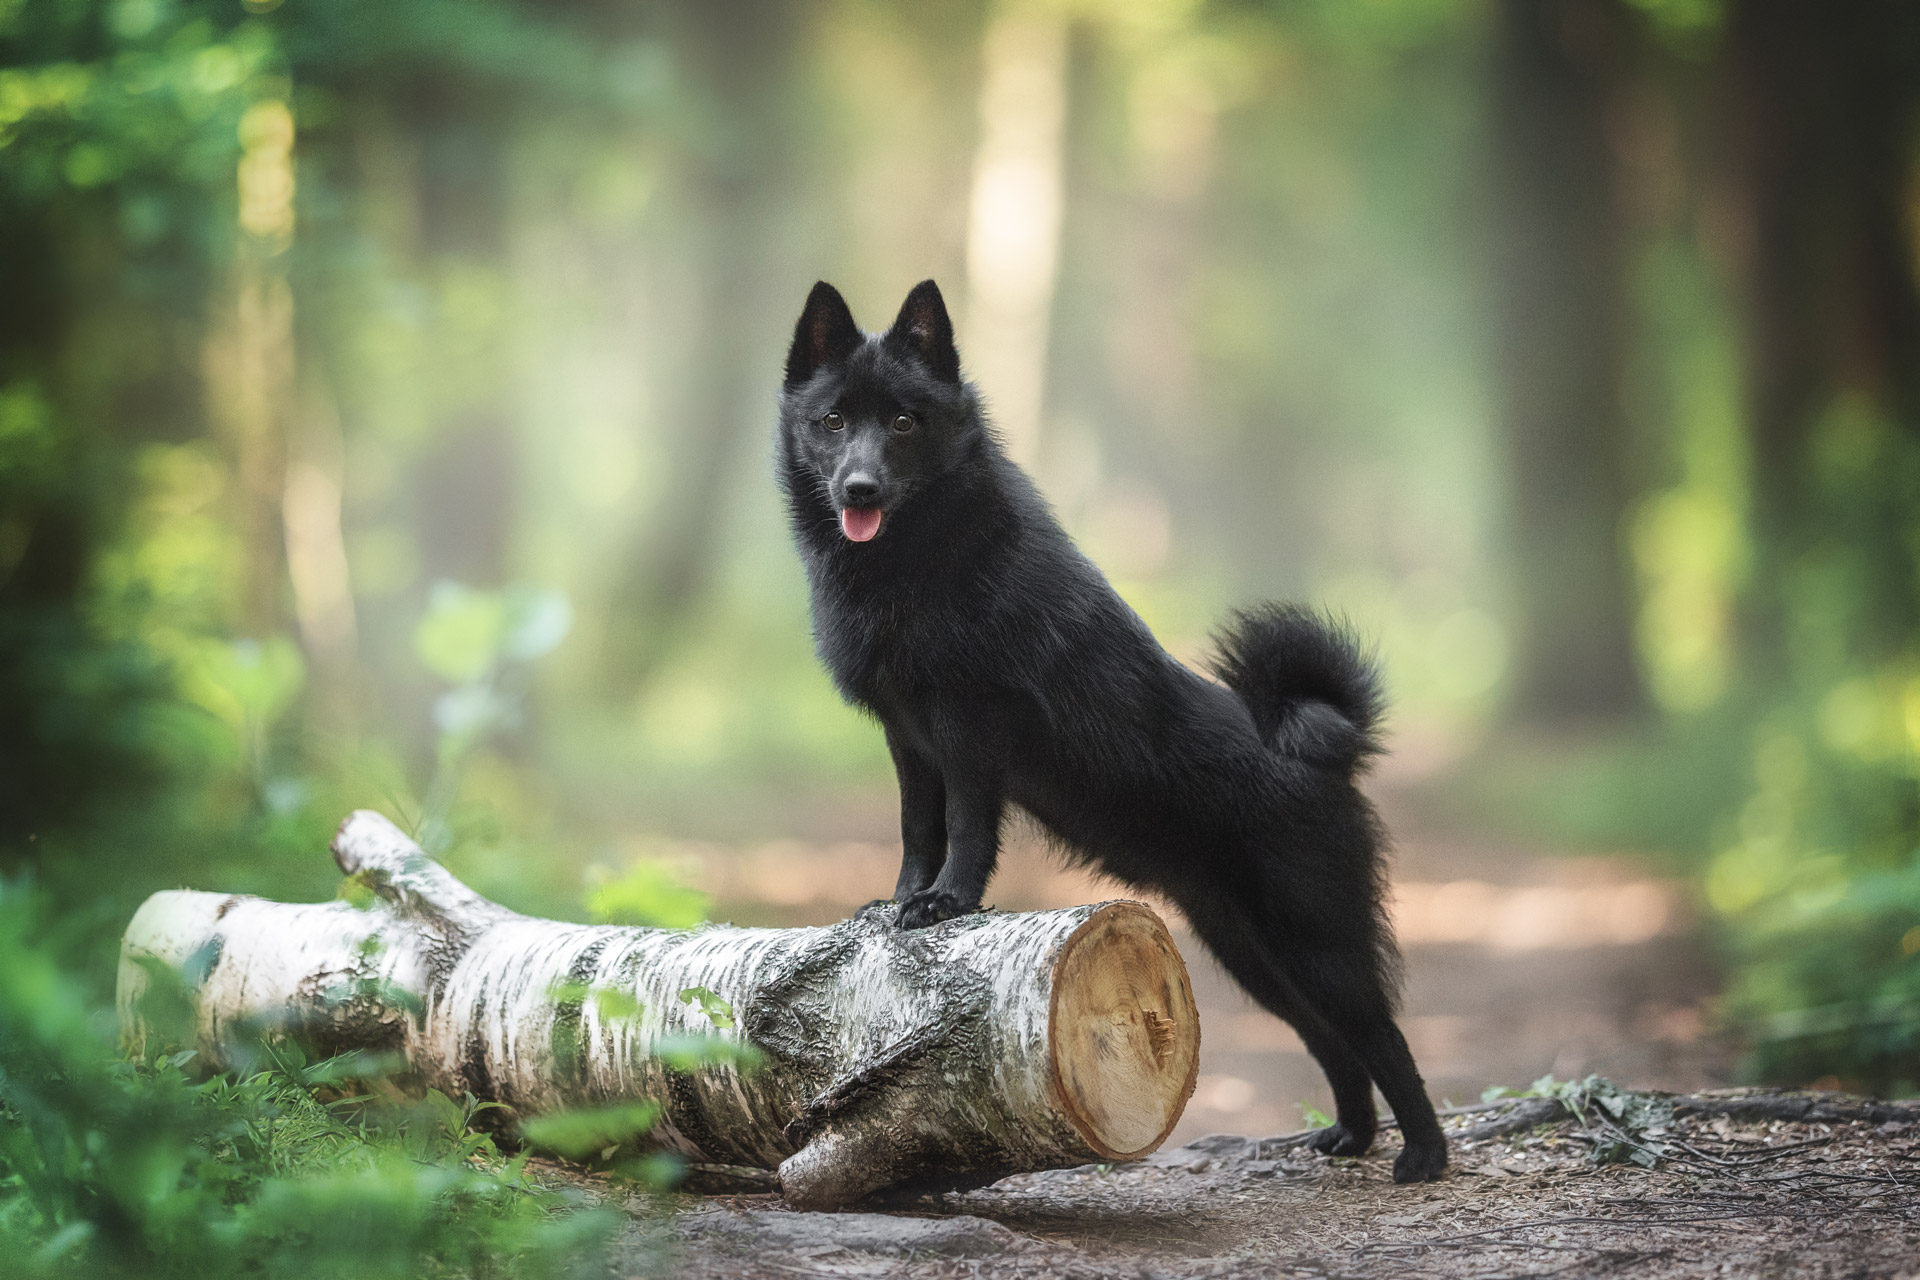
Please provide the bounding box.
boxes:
[886,728,947,901]
[897,767,1003,930]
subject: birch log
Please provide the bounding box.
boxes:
[116,811,1199,1207]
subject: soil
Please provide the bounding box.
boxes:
[626,1090,1920,1279]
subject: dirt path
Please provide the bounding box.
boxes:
[1168,825,1726,1147]
[636,1091,1920,1278]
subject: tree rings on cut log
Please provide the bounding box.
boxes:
[1046,902,1199,1160]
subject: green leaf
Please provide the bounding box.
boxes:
[592,986,644,1023]
[546,978,592,1005]
[677,986,735,1029]
[614,1150,686,1191]
[336,872,379,910]
[413,581,574,684]
[129,953,199,1052]
[652,1033,763,1073]
[413,580,508,684]
[588,860,709,929]
[499,585,573,662]
[300,1049,404,1087]
[519,1101,660,1160]
[179,635,307,735]
[546,979,642,1024]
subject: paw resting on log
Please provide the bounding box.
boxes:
[116,810,1201,1208]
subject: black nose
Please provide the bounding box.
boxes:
[844,473,880,502]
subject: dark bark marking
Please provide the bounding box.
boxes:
[549,937,609,1088]
[783,989,989,1148]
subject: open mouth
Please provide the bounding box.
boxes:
[840,507,883,542]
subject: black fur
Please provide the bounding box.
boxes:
[1211,605,1386,773]
[776,280,1448,1183]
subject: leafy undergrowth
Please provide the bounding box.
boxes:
[0,877,629,1280]
[1479,1073,1680,1167]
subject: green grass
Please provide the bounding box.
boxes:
[0,876,628,1280]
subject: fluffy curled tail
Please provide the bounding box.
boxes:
[1209,604,1385,773]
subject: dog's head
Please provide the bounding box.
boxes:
[777,279,977,543]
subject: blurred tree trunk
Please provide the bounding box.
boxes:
[296,76,518,758]
[0,187,90,840]
[964,3,1068,473]
[1487,0,1647,722]
[208,100,300,639]
[410,80,515,593]
[1724,0,1920,675]
[599,0,802,697]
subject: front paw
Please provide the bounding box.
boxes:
[896,888,974,930]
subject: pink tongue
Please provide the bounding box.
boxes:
[841,507,883,542]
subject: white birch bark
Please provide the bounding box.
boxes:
[117,811,1199,1208]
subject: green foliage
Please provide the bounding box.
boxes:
[652,1034,765,1074]
[591,985,645,1024]
[0,877,621,1280]
[1481,1074,1676,1168]
[653,987,764,1070]
[413,582,573,853]
[518,1102,660,1163]
[178,636,308,803]
[1694,396,1920,1092]
[585,860,710,930]
[415,582,572,688]
[1714,816,1920,1093]
[543,978,644,1026]
[676,986,735,1030]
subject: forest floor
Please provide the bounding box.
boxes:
[620,1089,1920,1279]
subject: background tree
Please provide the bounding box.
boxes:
[1486,0,1646,723]
[1702,0,1920,1087]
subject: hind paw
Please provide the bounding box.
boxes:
[896,888,973,930]
[1393,1139,1449,1183]
[1306,1124,1374,1158]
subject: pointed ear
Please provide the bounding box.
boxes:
[785,282,863,389]
[883,279,960,384]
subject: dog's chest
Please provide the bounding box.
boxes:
[815,597,934,701]
[809,574,994,707]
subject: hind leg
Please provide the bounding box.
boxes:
[1296,1024,1378,1157]
[1180,898,1380,1158]
[1285,948,1448,1183]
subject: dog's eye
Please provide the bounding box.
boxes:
[891,415,914,434]
[823,411,844,431]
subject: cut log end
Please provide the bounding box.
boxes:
[1047,901,1199,1160]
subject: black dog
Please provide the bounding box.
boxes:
[776,279,1448,1183]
